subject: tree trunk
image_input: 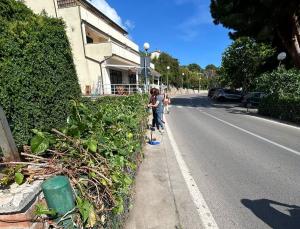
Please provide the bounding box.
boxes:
[277,15,300,69]
[293,15,300,47]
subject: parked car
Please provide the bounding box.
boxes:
[241,92,266,107]
[212,88,242,101]
[208,88,221,98]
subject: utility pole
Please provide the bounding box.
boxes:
[0,106,20,162]
[167,66,170,91]
[198,73,201,93]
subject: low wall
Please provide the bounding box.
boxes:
[168,88,208,96]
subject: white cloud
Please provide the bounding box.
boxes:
[124,19,135,30]
[176,0,213,41]
[90,0,135,31]
[90,0,127,29]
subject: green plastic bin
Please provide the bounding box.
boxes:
[42,176,75,216]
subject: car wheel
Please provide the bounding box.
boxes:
[218,97,225,102]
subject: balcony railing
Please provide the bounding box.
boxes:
[102,84,143,95]
[57,0,77,8]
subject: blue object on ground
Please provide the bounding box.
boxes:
[149,141,160,145]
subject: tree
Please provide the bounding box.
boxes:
[151,52,180,88]
[187,63,202,73]
[210,0,300,68]
[205,64,217,70]
[220,37,275,92]
[204,64,219,78]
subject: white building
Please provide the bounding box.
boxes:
[24,0,143,95]
[150,50,161,60]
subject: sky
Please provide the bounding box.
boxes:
[90,0,232,68]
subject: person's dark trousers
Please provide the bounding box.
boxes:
[152,109,160,129]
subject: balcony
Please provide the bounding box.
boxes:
[80,6,139,52]
[85,42,140,64]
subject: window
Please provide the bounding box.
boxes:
[85,85,91,96]
[110,70,123,84]
[129,73,136,84]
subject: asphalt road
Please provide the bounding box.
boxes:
[166,94,300,229]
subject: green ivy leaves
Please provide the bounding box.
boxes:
[14,172,24,185]
[30,129,55,154]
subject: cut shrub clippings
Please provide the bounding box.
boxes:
[24,95,148,228]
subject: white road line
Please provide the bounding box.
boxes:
[165,120,219,229]
[245,114,300,131]
[200,110,300,157]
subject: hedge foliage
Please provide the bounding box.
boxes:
[259,95,300,124]
[255,67,300,96]
[257,68,300,123]
[0,0,81,146]
[28,94,148,228]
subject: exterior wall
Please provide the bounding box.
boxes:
[57,6,93,93]
[79,6,139,53]
[24,0,57,17]
[86,59,101,94]
[85,43,112,60]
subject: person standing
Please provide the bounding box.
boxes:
[148,88,158,130]
[148,88,164,132]
[163,90,171,114]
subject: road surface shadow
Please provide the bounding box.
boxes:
[241,199,300,229]
[172,96,300,128]
[172,96,240,109]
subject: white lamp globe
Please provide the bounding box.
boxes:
[167,66,170,70]
[143,42,150,51]
[277,52,287,61]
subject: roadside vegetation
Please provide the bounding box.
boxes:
[210,0,300,124]
[0,1,148,228]
[151,52,220,90]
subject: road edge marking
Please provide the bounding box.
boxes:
[165,119,219,229]
[244,113,300,131]
[200,110,300,156]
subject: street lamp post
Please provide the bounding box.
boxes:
[143,42,150,92]
[181,72,185,93]
[167,66,170,91]
[198,73,201,93]
[277,52,286,68]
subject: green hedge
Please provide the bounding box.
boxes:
[0,0,81,146]
[255,67,300,96]
[258,95,300,124]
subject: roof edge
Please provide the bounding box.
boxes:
[78,0,128,35]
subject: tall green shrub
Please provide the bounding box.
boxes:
[255,67,300,96]
[259,95,300,123]
[0,0,81,146]
[257,68,300,123]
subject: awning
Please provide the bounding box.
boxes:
[104,64,161,78]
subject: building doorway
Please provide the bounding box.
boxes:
[109,69,123,94]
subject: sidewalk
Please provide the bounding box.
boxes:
[125,126,204,229]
